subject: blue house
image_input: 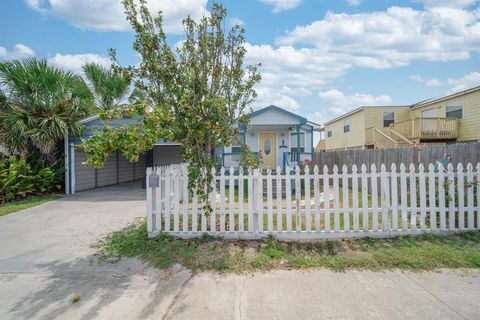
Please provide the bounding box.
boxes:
[65,105,320,194]
[221,105,320,170]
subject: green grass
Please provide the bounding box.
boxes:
[0,194,62,216]
[97,218,480,273]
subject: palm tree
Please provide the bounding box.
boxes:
[82,63,134,111]
[0,58,93,163]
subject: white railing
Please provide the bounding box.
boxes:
[146,163,480,239]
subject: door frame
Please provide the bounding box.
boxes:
[258,131,277,168]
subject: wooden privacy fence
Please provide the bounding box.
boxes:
[314,142,480,172]
[146,163,480,239]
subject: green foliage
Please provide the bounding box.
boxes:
[83,63,137,111]
[0,194,61,216]
[0,157,62,203]
[0,58,93,163]
[97,219,480,273]
[81,1,261,214]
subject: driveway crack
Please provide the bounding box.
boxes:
[402,272,467,320]
[161,272,195,320]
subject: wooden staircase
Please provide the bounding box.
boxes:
[366,127,415,149]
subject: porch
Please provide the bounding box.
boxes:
[366,117,459,149]
[220,123,314,172]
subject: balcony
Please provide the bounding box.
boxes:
[390,117,459,141]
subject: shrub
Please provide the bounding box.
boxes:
[0,157,62,203]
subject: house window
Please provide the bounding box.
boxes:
[343,119,351,133]
[446,100,463,119]
[231,133,243,153]
[291,132,305,153]
[327,127,333,138]
[383,112,395,128]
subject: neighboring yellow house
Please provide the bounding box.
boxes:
[317,85,480,151]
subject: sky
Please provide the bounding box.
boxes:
[1,0,479,131]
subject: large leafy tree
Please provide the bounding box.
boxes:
[82,63,138,111]
[0,58,93,163]
[82,1,261,209]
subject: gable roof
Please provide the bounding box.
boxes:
[411,85,480,109]
[323,85,480,125]
[324,105,408,125]
[251,105,308,123]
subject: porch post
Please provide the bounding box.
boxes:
[296,125,301,165]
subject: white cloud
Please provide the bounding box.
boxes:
[230,18,245,27]
[0,44,35,60]
[410,75,444,87]
[246,43,351,93]
[47,53,110,73]
[25,0,208,33]
[347,0,362,6]
[447,71,480,92]
[254,87,300,112]
[412,0,478,8]
[276,6,480,69]
[259,0,303,13]
[278,86,312,97]
[318,89,392,116]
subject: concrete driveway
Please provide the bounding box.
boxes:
[1,183,480,320]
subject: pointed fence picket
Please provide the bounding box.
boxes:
[147,162,480,240]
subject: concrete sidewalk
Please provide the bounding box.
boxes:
[1,184,479,319]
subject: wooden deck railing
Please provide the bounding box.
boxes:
[390,117,458,140]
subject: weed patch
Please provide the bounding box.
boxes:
[97,219,480,273]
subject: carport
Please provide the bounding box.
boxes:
[65,116,183,194]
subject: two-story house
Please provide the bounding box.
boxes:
[317,85,480,151]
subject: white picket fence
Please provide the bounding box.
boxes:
[146,163,480,239]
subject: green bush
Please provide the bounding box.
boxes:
[0,157,62,203]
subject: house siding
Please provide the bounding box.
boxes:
[410,89,480,141]
[325,110,366,150]
[364,107,410,134]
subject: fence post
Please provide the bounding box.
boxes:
[352,164,359,232]
[210,167,217,232]
[371,164,379,232]
[313,165,320,232]
[220,167,226,233]
[229,166,235,232]
[342,165,349,232]
[437,163,446,231]
[428,163,436,231]
[248,167,254,232]
[418,164,427,230]
[239,167,244,232]
[477,163,480,230]
[466,163,474,230]
[295,166,301,232]
[457,163,465,230]
[380,164,390,231]
[409,164,417,231]
[305,165,311,232]
[276,166,283,232]
[323,165,330,233]
[146,167,153,233]
[182,165,189,233]
[257,168,264,233]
